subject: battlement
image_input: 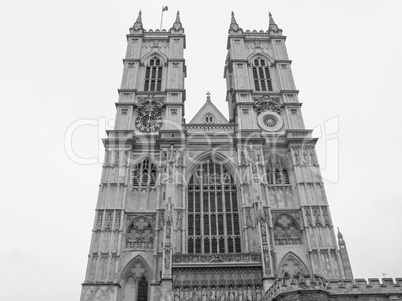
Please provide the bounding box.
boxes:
[264,275,402,301]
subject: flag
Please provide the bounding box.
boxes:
[162,6,168,12]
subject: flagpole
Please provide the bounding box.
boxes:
[160,8,163,30]
[160,6,168,30]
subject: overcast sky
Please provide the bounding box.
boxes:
[1,0,401,300]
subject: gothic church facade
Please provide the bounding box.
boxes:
[80,11,401,301]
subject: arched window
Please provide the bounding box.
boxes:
[267,168,290,185]
[187,160,241,254]
[132,159,157,189]
[273,214,301,245]
[204,114,214,124]
[137,277,149,301]
[252,57,273,92]
[144,57,163,92]
[122,259,151,301]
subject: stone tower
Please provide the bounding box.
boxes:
[80,11,358,301]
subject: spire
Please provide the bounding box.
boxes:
[268,11,283,35]
[132,10,143,31]
[229,11,240,32]
[337,228,354,279]
[170,10,184,31]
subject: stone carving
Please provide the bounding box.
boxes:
[253,95,282,115]
[172,267,263,301]
[137,94,164,111]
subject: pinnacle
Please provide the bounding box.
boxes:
[337,227,343,239]
[136,10,142,23]
[231,11,237,25]
[269,11,275,25]
[268,11,282,34]
[229,11,240,31]
[175,10,181,24]
[171,10,183,31]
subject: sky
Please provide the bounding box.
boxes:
[0,0,402,300]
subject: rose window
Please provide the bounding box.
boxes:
[263,115,277,127]
[126,216,155,249]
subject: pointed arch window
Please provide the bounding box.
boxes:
[132,159,158,189]
[267,168,290,185]
[144,57,163,92]
[122,260,150,301]
[137,277,149,301]
[187,160,241,254]
[252,57,273,92]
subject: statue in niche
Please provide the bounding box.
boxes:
[176,211,183,230]
[229,288,235,301]
[192,287,199,301]
[165,198,174,224]
[238,289,243,301]
[184,290,190,301]
[176,148,185,166]
[219,289,226,301]
[246,287,252,301]
[294,148,300,165]
[211,287,216,301]
[164,251,170,269]
[248,145,256,162]
[251,163,257,175]
[240,150,247,165]
[201,287,207,301]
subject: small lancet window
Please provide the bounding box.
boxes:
[144,56,163,92]
[132,159,158,189]
[252,57,273,92]
[267,168,290,185]
[137,277,149,301]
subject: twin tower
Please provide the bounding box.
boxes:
[80,11,356,301]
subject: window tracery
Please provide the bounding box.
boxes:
[266,155,290,185]
[252,57,273,92]
[132,159,157,190]
[126,216,155,249]
[122,259,150,301]
[187,160,241,254]
[273,214,301,245]
[144,56,163,92]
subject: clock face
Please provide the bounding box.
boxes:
[135,111,163,132]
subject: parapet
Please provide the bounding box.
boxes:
[264,275,402,301]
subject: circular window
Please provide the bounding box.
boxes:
[257,111,283,132]
[263,115,277,127]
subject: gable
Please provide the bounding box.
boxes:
[188,100,229,124]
